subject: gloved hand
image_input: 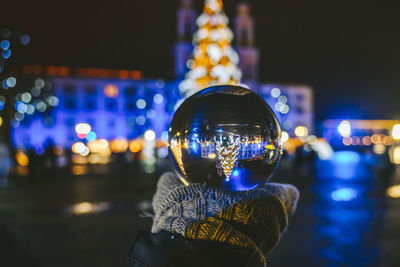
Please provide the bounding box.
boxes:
[151,172,299,266]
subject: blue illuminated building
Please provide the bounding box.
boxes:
[12,77,181,148]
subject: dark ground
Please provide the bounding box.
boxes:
[0,155,399,267]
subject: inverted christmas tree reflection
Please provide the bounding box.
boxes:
[169,85,282,191]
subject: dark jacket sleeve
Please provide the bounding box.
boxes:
[128,231,265,267]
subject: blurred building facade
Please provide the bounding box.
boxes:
[12,75,179,149]
[11,1,314,150]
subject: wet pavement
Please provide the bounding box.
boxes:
[1,153,399,267]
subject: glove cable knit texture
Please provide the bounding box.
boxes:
[152,172,299,266]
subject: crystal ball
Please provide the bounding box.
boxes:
[168,85,282,191]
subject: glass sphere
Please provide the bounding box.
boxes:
[168,85,282,191]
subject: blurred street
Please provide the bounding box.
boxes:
[1,0,400,266]
[1,152,399,267]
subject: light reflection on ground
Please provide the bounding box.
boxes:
[65,200,153,216]
[269,150,390,266]
[1,151,399,266]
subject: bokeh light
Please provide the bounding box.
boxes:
[110,138,129,153]
[34,78,45,89]
[146,109,156,119]
[104,84,119,97]
[1,28,11,39]
[383,136,394,146]
[35,101,47,112]
[129,139,142,153]
[72,202,93,215]
[47,96,59,106]
[80,146,90,157]
[278,95,287,104]
[21,92,32,103]
[343,137,352,146]
[295,126,308,137]
[362,136,372,146]
[87,139,110,156]
[16,102,27,113]
[338,120,351,137]
[387,184,400,198]
[136,116,146,125]
[26,104,35,115]
[0,40,10,50]
[153,93,164,104]
[144,130,156,141]
[0,96,5,111]
[86,131,97,142]
[283,120,293,130]
[136,99,146,109]
[20,34,30,45]
[331,188,357,201]
[281,131,289,143]
[371,134,381,144]
[15,151,29,167]
[72,142,86,154]
[75,123,91,135]
[271,88,281,98]
[392,124,400,140]
[279,104,289,114]
[6,77,17,87]
[31,87,41,97]
[373,144,386,155]
[11,119,20,128]
[392,146,400,165]
[2,49,11,59]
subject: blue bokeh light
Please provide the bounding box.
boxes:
[2,49,11,59]
[0,40,10,50]
[6,77,17,88]
[86,131,97,141]
[332,151,361,164]
[331,188,358,201]
[20,34,30,45]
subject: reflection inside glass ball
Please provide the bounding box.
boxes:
[169,125,282,191]
[168,85,282,191]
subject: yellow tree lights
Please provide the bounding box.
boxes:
[179,0,242,98]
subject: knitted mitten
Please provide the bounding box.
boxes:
[152,172,299,265]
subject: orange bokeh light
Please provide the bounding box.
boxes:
[104,84,119,98]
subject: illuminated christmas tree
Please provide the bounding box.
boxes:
[179,0,242,99]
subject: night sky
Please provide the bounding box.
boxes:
[3,0,400,122]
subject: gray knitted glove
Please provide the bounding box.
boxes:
[152,172,299,265]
